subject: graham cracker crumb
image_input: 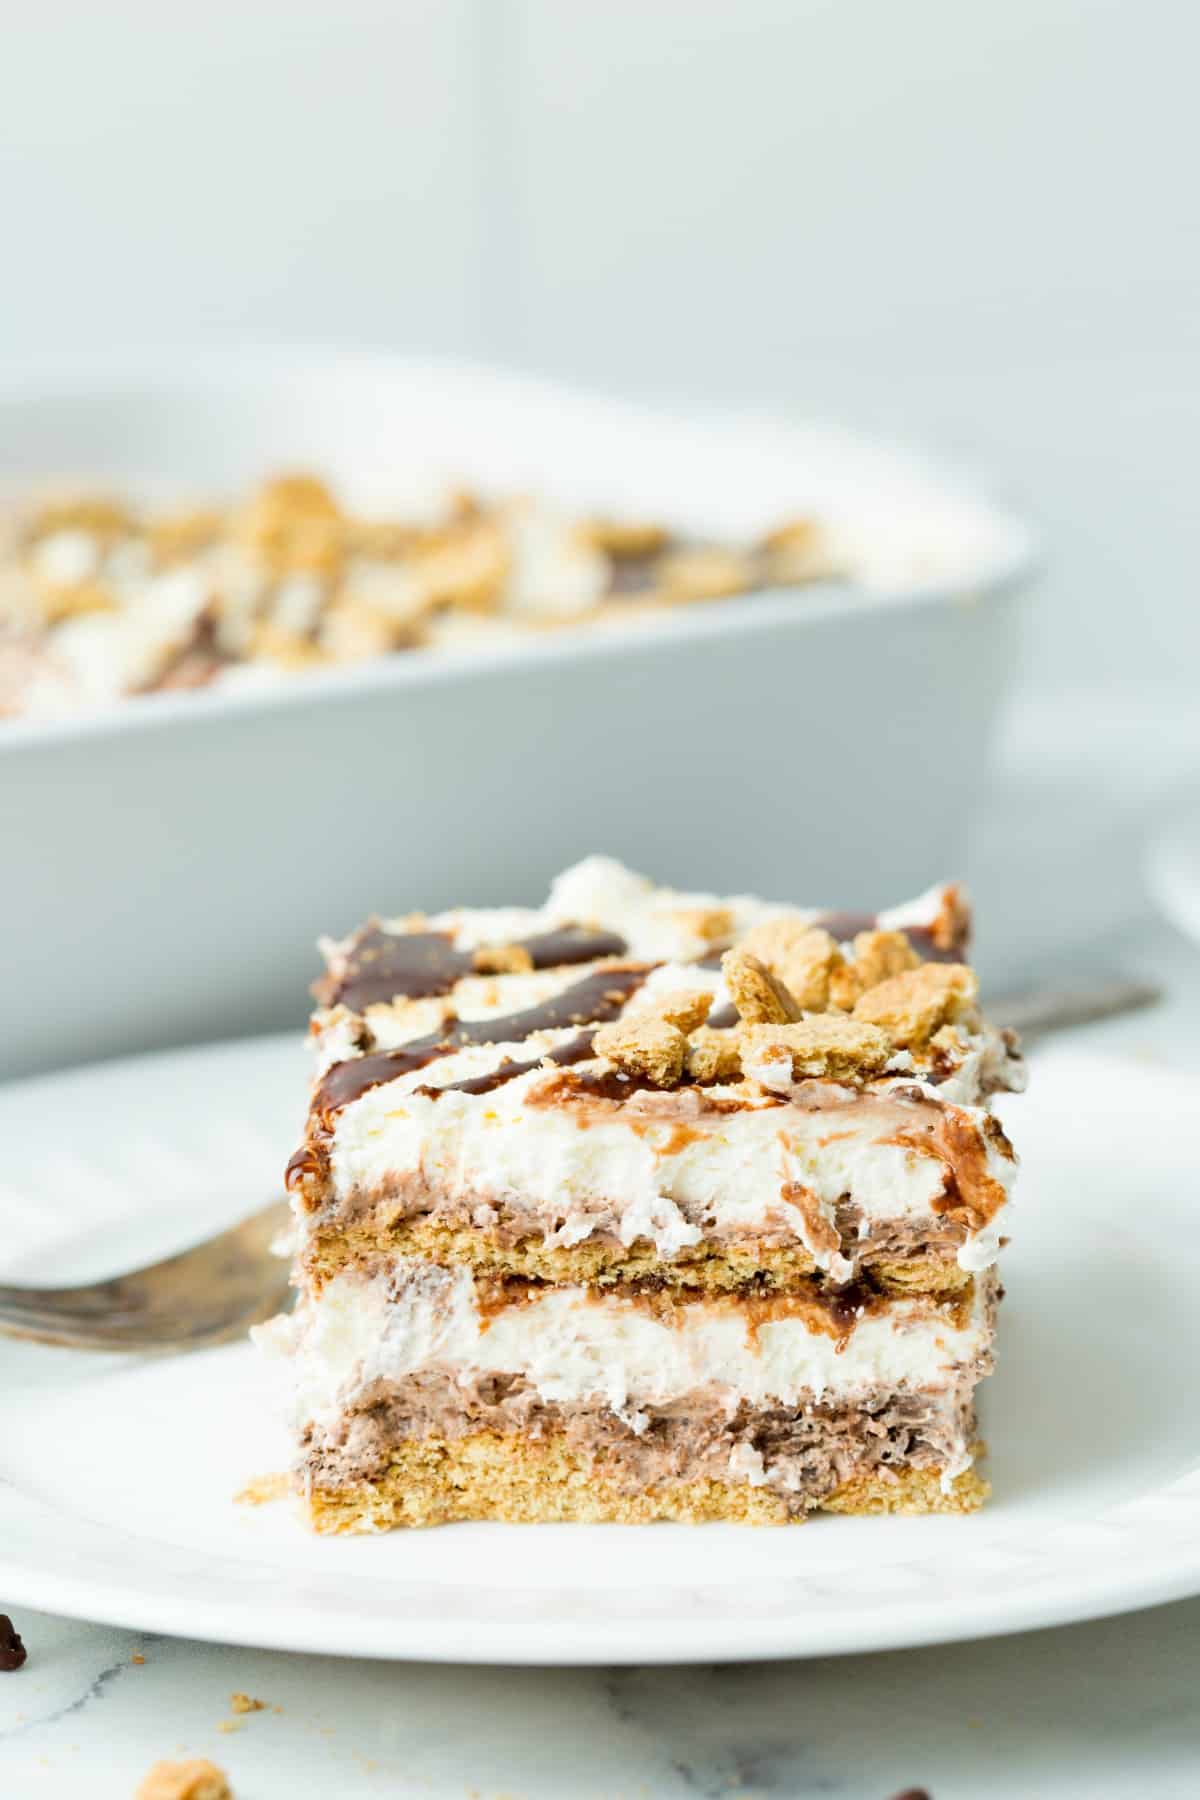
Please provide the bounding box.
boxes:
[38,579,120,624]
[649,988,714,1033]
[148,509,225,566]
[319,597,409,662]
[344,516,426,559]
[722,947,802,1024]
[739,921,843,1011]
[854,928,922,985]
[740,1016,893,1084]
[131,1651,146,1665]
[760,516,834,582]
[577,518,670,559]
[234,1472,290,1507]
[658,546,753,601]
[685,1026,744,1083]
[216,1720,241,1735]
[471,942,535,975]
[853,963,978,1047]
[135,1761,232,1800]
[245,471,339,530]
[230,1693,265,1715]
[930,881,972,952]
[830,929,921,1008]
[672,903,735,944]
[250,622,328,670]
[238,476,343,580]
[29,495,132,542]
[593,1017,687,1086]
[412,518,509,612]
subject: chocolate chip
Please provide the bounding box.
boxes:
[0,1614,27,1671]
[891,1788,932,1800]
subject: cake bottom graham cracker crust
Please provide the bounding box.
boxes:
[304,1431,990,1532]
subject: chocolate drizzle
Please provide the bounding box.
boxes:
[328,922,629,1013]
[515,926,628,967]
[812,910,878,943]
[417,1030,598,1099]
[330,929,468,1011]
[309,965,649,1130]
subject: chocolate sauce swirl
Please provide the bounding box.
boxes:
[327,922,630,1014]
[310,964,649,1126]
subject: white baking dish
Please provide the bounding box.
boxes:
[0,350,1034,1078]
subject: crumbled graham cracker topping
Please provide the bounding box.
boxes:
[740,1017,894,1084]
[577,518,671,558]
[852,963,977,1048]
[28,495,133,542]
[685,1025,744,1083]
[671,903,735,944]
[928,881,972,953]
[829,929,921,1008]
[4,470,866,722]
[739,920,843,1011]
[722,947,802,1024]
[657,546,754,601]
[593,1017,688,1086]
[647,988,715,1033]
[38,578,118,624]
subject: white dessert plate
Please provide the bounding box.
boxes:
[2,1032,1198,1666]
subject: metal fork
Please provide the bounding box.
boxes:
[0,1197,292,1351]
[0,977,1160,1353]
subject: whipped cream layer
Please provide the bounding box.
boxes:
[259,1263,995,1435]
[321,1046,1015,1272]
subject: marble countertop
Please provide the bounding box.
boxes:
[6,1593,1200,1799]
[4,918,1200,1800]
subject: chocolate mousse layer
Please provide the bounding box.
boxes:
[302,1369,984,1519]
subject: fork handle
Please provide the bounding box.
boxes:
[987,977,1161,1041]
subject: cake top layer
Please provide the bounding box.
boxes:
[308,856,1019,1110]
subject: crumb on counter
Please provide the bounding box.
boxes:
[233,1472,290,1506]
[135,1760,232,1800]
[0,1614,27,1671]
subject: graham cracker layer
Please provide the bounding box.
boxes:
[302,1217,972,1298]
[303,1431,989,1532]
